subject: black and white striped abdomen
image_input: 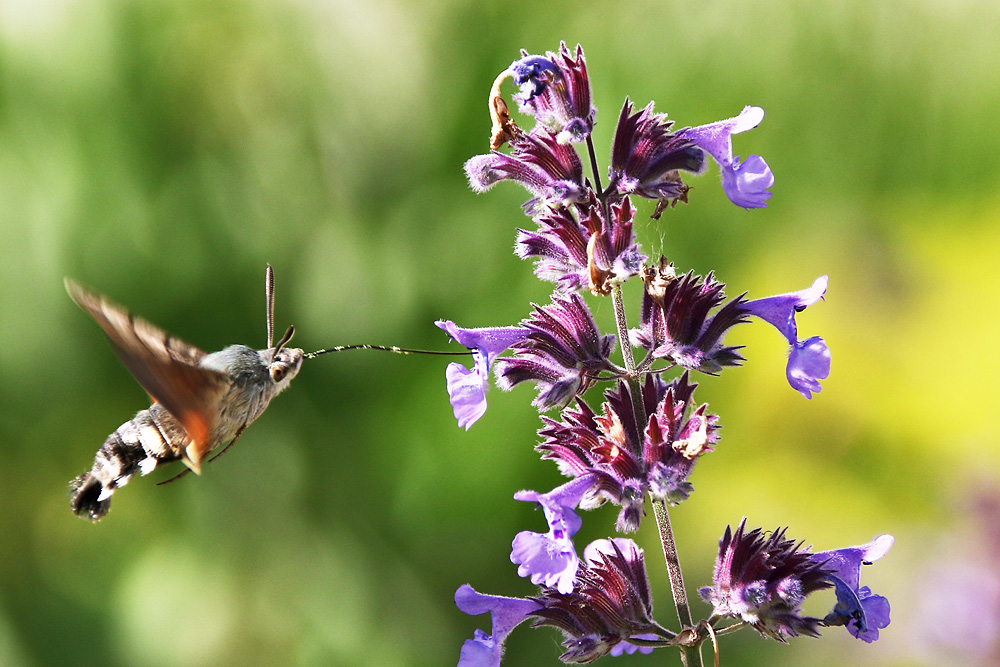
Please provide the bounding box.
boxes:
[70,403,190,521]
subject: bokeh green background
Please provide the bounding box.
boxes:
[2,1,999,665]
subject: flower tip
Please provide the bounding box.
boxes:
[865,534,894,562]
[734,105,765,134]
[455,584,485,614]
[812,275,829,298]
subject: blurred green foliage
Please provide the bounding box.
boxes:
[1,1,999,665]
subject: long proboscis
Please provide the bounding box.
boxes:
[305,345,471,359]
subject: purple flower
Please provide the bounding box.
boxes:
[495,293,616,410]
[700,518,833,641]
[515,194,645,294]
[455,585,542,667]
[534,373,717,532]
[608,99,704,206]
[436,321,531,429]
[530,537,663,662]
[509,43,595,144]
[812,534,893,642]
[681,106,773,209]
[465,129,587,217]
[511,475,595,593]
[742,275,830,398]
[630,258,749,373]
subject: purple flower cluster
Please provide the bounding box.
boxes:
[533,373,719,533]
[443,43,891,665]
[700,519,892,642]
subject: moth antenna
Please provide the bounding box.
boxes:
[265,264,275,349]
[274,325,295,355]
[305,345,471,359]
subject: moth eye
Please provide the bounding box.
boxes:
[270,365,287,383]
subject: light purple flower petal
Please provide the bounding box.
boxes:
[743,276,828,344]
[455,585,542,667]
[444,359,489,429]
[609,635,657,657]
[787,336,831,399]
[511,476,595,593]
[722,154,774,208]
[826,578,891,642]
[682,106,773,209]
[459,629,498,667]
[436,322,531,429]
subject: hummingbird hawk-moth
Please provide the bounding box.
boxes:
[66,265,303,521]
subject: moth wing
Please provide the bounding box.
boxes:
[65,279,228,466]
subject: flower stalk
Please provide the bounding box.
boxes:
[653,498,703,667]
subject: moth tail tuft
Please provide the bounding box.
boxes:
[70,473,111,522]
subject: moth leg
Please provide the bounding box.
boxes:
[156,423,248,486]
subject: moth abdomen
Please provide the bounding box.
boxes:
[69,472,109,521]
[70,404,188,521]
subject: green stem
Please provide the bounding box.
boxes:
[652,499,703,667]
[610,284,702,666]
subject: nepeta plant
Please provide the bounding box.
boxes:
[440,43,892,666]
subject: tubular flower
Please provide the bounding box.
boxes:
[812,534,893,642]
[680,105,774,209]
[515,194,645,294]
[435,321,531,429]
[630,258,749,373]
[530,538,663,663]
[455,585,542,667]
[511,475,596,594]
[495,293,616,410]
[535,373,718,532]
[465,129,587,217]
[608,99,704,207]
[700,518,833,642]
[742,275,831,398]
[509,43,595,144]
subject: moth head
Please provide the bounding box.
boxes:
[269,347,303,387]
[267,324,303,389]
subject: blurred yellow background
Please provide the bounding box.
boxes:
[1,1,998,665]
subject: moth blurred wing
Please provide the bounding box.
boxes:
[65,279,227,470]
